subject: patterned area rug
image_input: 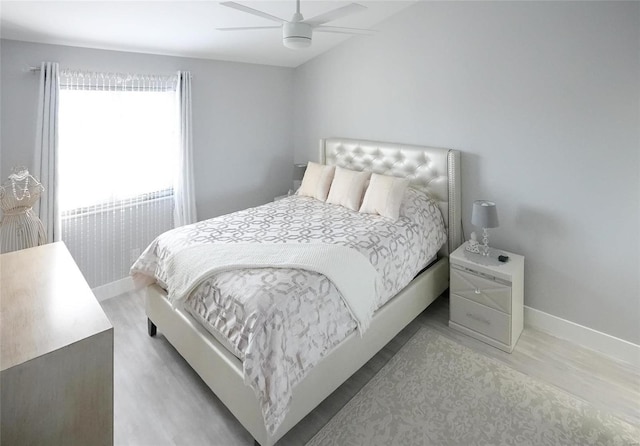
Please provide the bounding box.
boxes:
[308,328,640,446]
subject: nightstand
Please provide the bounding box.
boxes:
[448,242,524,353]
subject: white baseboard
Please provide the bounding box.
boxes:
[92,277,135,302]
[524,306,640,368]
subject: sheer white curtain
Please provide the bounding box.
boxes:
[33,61,60,242]
[174,71,197,227]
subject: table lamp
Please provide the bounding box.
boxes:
[471,200,499,256]
[293,163,307,192]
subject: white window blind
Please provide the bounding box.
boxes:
[58,70,179,288]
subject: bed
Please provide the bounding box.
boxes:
[137,137,461,445]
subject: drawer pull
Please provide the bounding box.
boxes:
[474,288,481,294]
[466,313,490,325]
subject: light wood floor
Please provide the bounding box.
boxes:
[101,291,639,445]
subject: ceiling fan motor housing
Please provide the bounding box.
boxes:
[283,21,312,49]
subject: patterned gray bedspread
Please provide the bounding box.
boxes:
[132,188,446,434]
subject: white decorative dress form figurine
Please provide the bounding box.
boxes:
[0,167,47,253]
[466,231,481,253]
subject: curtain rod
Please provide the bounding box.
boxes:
[27,66,182,77]
[28,66,187,75]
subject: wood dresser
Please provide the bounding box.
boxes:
[1,242,113,445]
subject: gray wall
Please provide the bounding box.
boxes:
[293,1,640,343]
[1,39,294,221]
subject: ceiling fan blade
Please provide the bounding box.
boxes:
[220,2,286,24]
[217,26,281,31]
[315,25,376,35]
[303,3,366,27]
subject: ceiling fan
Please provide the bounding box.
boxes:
[217,0,375,49]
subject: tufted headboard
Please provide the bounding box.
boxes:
[319,137,462,256]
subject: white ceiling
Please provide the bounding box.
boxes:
[0,1,414,67]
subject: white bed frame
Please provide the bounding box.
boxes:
[145,138,462,445]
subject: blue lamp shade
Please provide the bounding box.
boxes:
[471,201,499,228]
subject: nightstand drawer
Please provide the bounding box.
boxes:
[450,294,511,345]
[451,266,511,314]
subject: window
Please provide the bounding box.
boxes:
[57,71,180,287]
[59,82,178,212]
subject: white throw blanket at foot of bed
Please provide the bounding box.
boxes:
[164,243,380,336]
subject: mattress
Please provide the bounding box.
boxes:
[132,187,446,433]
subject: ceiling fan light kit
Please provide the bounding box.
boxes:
[219,0,373,50]
[283,21,312,49]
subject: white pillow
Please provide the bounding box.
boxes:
[326,166,371,211]
[360,173,410,220]
[297,162,336,201]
